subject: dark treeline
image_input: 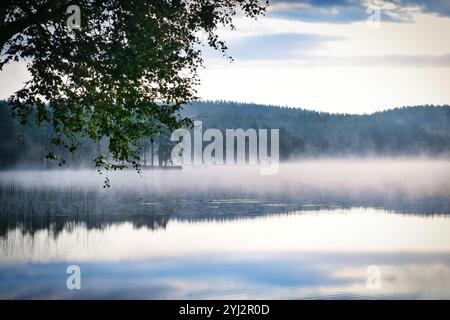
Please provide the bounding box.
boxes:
[1,100,450,168]
[184,101,450,159]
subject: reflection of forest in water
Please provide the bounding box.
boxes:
[1,181,450,239]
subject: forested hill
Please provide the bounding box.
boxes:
[1,100,450,168]
[182,101,450,158]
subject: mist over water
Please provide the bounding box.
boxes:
[2,158,450,216]
[4,158,450,193]
[1,159,450,299]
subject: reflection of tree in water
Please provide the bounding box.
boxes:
[0,214,169,239]
[1,182,450,239]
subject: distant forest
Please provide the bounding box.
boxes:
[1,100,450,168]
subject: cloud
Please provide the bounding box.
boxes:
[319,53,450,67]
[207,29,450,67]
[270,0,371,23]
[268,0,450,23]
[391,0,450,17]
[227,32,347,60]
[252,52,450,67]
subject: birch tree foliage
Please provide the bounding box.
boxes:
[0,0,268,179]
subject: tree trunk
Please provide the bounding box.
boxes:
[151,140,154,166]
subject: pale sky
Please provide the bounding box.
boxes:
[1,0,450,114]
[198,0,450,114]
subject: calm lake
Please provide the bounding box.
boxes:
[1,160,450,299]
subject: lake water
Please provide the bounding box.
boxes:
[1,160,450,299]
